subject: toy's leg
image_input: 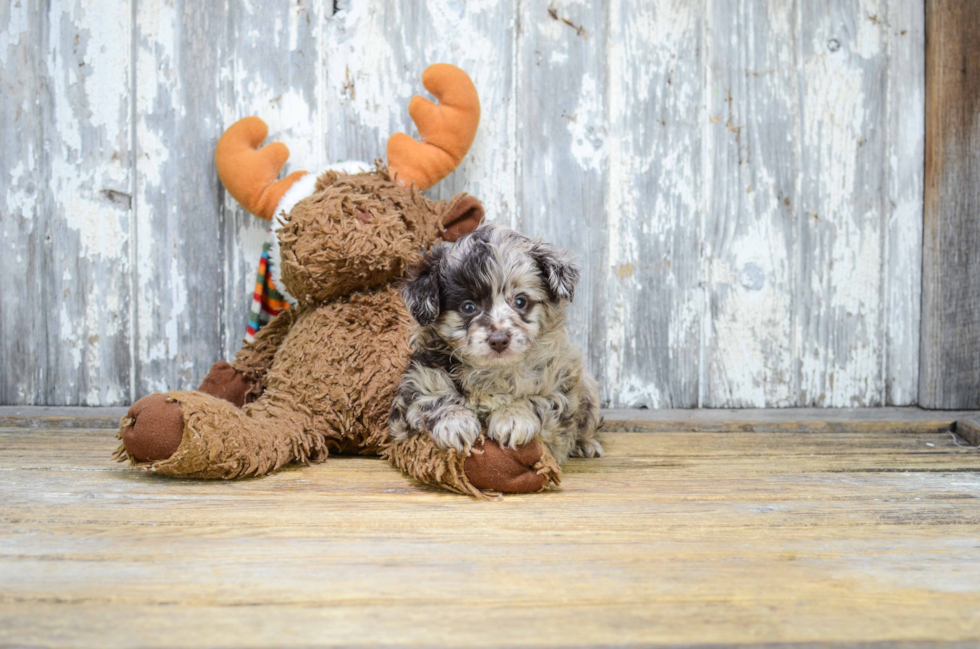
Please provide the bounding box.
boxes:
[117,366,260,463]
[116,310,298,464]
[116,390,323,479]
[384,434,561,500]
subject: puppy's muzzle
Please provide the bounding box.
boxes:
[488,331,511,353]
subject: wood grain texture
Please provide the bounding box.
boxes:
[219,0,328,359]
[133,0,228,397]
[517,0,609,397]
[920,0,980,409]
[884,0,925,406]
[604,0,702,408]
[1,0,134,406]
[0,1,929,407]
[703,0,802,407]
[2,426,980,647]
[704,1,923,408]
[44,0,134,406]
[0,0,45,404]
[798,0,889,407]
[955,417,980,446]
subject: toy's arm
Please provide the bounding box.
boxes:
[229,309,297,398]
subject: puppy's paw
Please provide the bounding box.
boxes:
[428,406,482,453]
[487,406,539,449]
[571,437,604,458]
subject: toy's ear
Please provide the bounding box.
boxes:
[402,244,447,325]
[530,241,580,303]
[441,194,484,242]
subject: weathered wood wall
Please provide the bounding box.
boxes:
[0,0,925,408]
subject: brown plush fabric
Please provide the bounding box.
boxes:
[441,194,485,243]
[117,394,184,462]
[198,361,254,408]
[384,431,481,497]
[116,164,562,497]
[116,285,410,477]
[385,435,561,500]
[278,171,441,306]
[231,308,296,401]
[463,439,561,494]
[117,390,321,479]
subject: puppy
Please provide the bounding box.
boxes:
[389,223,603,464]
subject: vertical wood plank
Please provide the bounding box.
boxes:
[516,0,609,401]
[0,0,45,404]
[883,0,924,405]
[321,0,518,221]
[219,0,327,358]
[703,0,921,408]
[40,0,133,405]
[133,0,228,396]
[604,1,702,408]
[797,0,890,407]
[920,0,980,409]
[703,0,801,407]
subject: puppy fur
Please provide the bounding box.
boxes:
[390,223,603,464]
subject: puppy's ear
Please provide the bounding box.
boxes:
[531,242,580,303]
[402,244,447,325]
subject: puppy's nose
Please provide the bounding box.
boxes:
[488,331,511,353]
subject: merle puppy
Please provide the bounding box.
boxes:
[389,223,603,464]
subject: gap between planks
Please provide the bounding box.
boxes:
[2,406,979,435]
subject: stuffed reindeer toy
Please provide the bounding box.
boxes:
[115,64,561,497]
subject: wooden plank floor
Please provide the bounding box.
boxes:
[2,424,980,648]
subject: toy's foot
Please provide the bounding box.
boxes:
[118,394,184,462]
[463,439,561,493]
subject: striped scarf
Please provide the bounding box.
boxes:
[245,241,290,342]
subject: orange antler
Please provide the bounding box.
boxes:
[215,117,307,220]
[387,64,481,191]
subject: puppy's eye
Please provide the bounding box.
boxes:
[514,295,529,310]
[460,301,478,315]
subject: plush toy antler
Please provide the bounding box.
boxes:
[215,117,307,220]
[387,64,481,191]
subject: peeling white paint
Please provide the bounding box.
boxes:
[47,0,131,260]
[32,0,134,405]
[566,72,606,172]
[325,3,413,136]
[798,9,884,407]
[0,3,30,54]
[135,0,178,378]
[1,0,925,407]
[5,160,35,221]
